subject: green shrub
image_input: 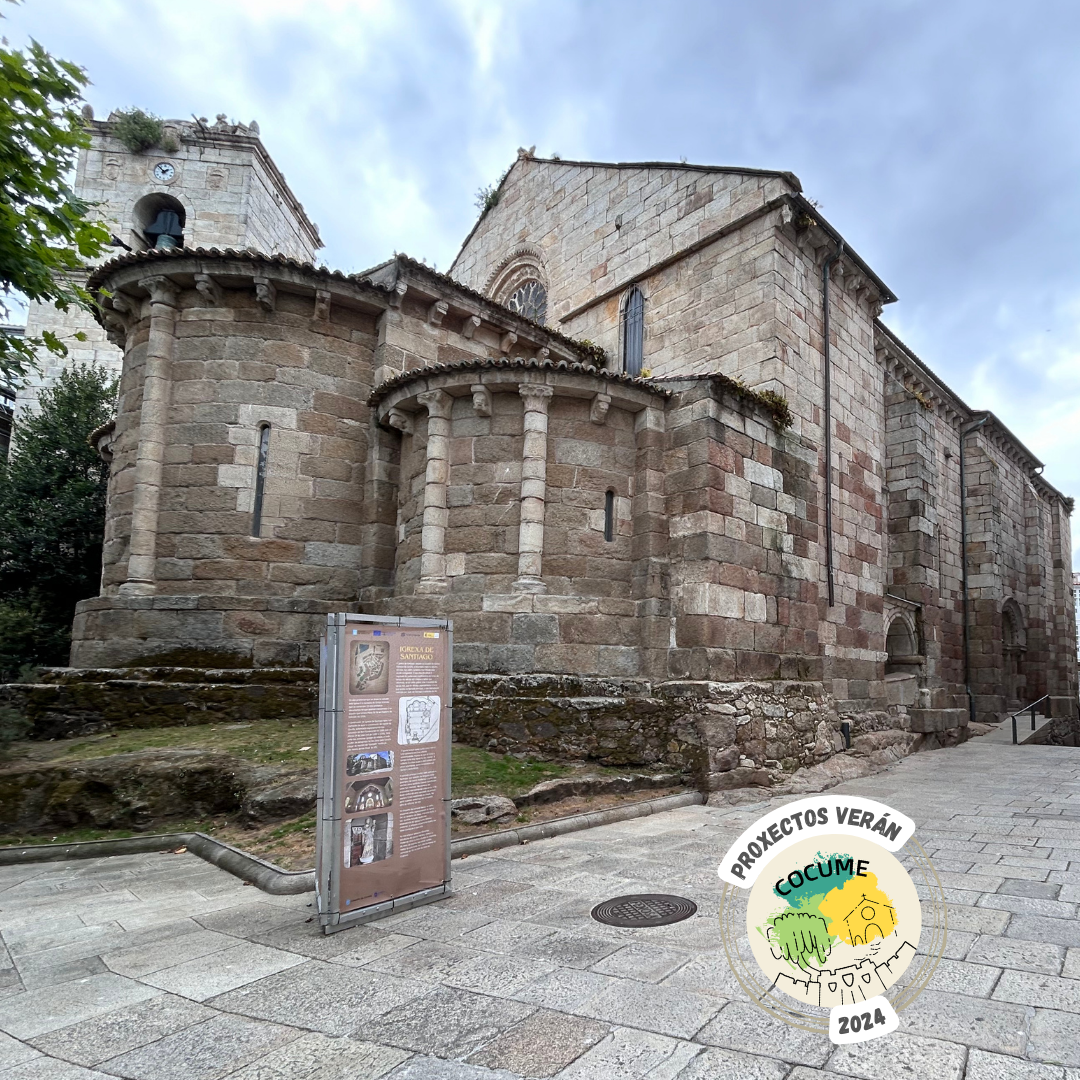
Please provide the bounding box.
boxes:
[112,108,165,153]
[0,705,30,759]
[0,364,115,680]
[474,167,510,216]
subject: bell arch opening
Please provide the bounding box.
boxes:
[132,193,187,251]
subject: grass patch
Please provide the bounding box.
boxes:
[9,719,319,769]
[450,744,627,799]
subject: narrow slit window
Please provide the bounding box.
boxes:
[623,286,644,376]
[604,489,615,542]
[252,423,271,537]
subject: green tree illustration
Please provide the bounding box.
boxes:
[769,910,834,970]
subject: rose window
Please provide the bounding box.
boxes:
[506,279,547,324]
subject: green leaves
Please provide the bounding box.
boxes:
[0,31,109,381]
[0,363,115,677]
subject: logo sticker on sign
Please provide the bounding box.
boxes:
[718,796,941,1045]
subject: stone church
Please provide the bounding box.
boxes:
[15,115,1078,788]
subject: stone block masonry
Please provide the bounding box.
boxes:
[16,112,321,417]
[12,148,1069,803]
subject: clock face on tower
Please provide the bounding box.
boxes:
[153,162,175,183]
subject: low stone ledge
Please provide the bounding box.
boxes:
[1,671,318,739]
[0,791,708,892]
[513,771,685,807]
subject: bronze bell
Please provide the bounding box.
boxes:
[146,209,183,249]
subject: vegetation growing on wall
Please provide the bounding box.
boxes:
[474,167,510,216]
[714,375,793,431]
[111,107,177,153]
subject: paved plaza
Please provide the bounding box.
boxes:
[2,739,1080,1078]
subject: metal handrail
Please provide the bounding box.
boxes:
[1010,695,1050,745]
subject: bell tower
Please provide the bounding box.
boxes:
[14,110,322,417]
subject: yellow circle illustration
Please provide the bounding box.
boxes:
[745,833,922,1009]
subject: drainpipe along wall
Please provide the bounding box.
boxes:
[821,242,844,607]
[959,415,989,725]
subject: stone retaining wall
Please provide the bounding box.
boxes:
[452,674,905,791]
[1,667,318,740]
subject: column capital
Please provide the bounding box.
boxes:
[139,275,180,308]
[519,383,553,406]
[417,388,453,419]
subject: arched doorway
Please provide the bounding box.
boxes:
[1002,599,1027,709]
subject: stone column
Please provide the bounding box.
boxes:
[415,389,453,595]
[513,383,553,593]
[120,275,179,596]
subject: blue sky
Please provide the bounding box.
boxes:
[6,0,1080,562]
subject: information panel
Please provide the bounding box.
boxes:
[316,613,452,932]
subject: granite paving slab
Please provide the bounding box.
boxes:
[27,994,216,1067]
[0,973,162,1041]
[136,939,307,1000]
[208,960,430,1036]
[97,1012,300,1080]
[226,1032,412,1080]
[373,985,536,1058]
[464,1009,610,1077]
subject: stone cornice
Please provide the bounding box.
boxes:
[875,320,1073,510]
[89,248,599,367]
[371,357,667,427]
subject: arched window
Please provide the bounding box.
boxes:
[604,489,615,542]
[623,286,644,376]
[884,615,917,675]
[132,192,186,251]
[251,423,271,537]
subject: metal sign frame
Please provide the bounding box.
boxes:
[316,612,453,933]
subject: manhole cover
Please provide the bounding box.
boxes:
[591,893,697,927]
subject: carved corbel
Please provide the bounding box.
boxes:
[252,276,276,312]
[500,331,518,354]
[386,408,414,435]
[780,203,795,228]
[110,292,136,317]
[870,299,884,319]
[194,273,222,306]
[313,289,331,321]
[471,383,492,417]
[103,313,128,348]
[462,314,481,340]
[388,280,408,309]
[590,393,612,425]
[90,420,116,463]
[535,347,550,362]
[428,300,448,326]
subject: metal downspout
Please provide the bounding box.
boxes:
[960,415,989,725]
[822,242,844,606]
